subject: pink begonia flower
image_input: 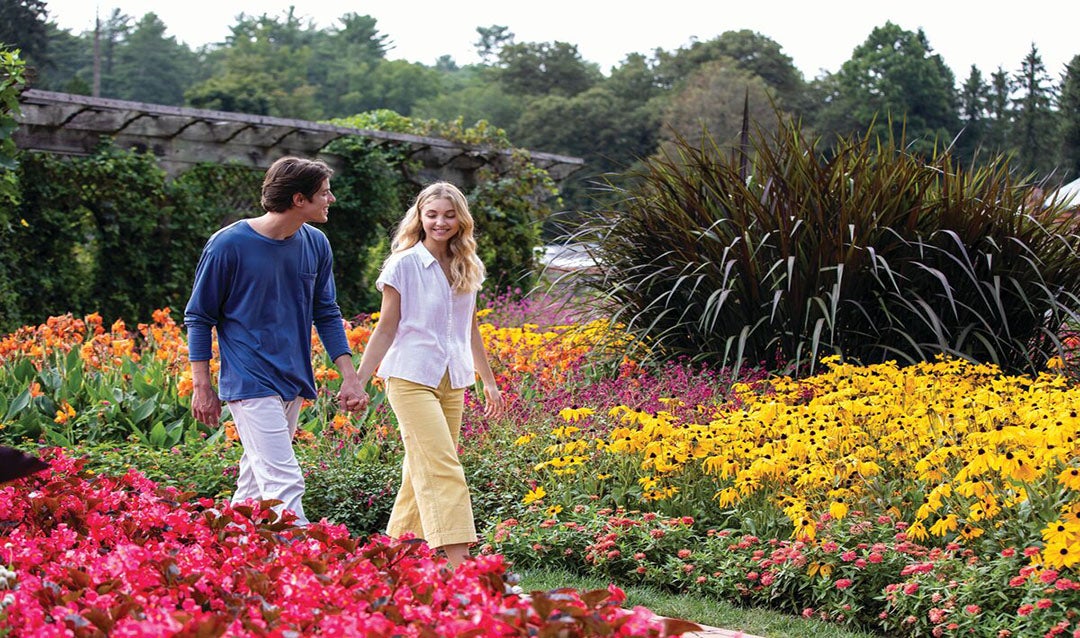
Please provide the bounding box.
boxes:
[1,450,676,638]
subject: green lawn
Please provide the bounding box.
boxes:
[518,568,879,638]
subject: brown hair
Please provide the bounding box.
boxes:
[260,157,334,213]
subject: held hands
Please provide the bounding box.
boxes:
[337,375,369,414]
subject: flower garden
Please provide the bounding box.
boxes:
[3,292,1080,636]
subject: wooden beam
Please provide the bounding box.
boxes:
[14,89,585,182]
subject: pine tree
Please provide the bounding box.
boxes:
[956,65,990,163]
[1012,44,1058,176]
[0,0,48,67]
[1059,54,1080,178]
[986,66,1012,153]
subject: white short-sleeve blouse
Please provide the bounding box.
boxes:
[376,243,479,389]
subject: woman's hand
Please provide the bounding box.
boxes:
[482,382,504,419]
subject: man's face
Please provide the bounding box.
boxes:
[297,179,335,223]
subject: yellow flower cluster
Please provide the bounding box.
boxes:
[533,356,1080,568]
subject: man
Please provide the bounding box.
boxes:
[184,156,365,525]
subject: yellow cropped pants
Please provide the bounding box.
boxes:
[385,373,476,548]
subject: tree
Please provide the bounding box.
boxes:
[985,66,1012,152]
[1012,44,1058,176]
[311,13,390,117]
[474,25,513,65]
[36,22,91,93]
[0,0,48,68]
[653,30,805,109]
[955,65,990,163]
[814,22,958,155]
[111,13,198,105]
[325,13,388,61]
[96,8,132,96]
[185,10,320,118]
[433,55,458,73]
[411,66,522,129]
[1060,54,1080,178]
[364,60,442,116]
[496,41,601,97]
[606,53,662,103]
[656,59,778,157]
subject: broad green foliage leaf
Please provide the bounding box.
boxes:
[4,386,30,420]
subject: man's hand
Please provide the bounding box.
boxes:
[333,353,368,414]
[191,382,222,426]
[336,375,369,414]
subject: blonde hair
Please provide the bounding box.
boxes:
[388,181,485,293]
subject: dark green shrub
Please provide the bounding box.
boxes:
[320,141,409,314]
[0,47,26,324]
[327,111,559,300]
[576,118,1080,375]
[298,441,401,535]
[164,163,263,310]
[460,438,532,527]
[7,143,187,328]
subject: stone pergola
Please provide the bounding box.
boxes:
[13,89,584,186]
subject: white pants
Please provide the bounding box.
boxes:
[228,396,308,525]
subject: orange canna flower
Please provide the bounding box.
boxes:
[53,401,76,424]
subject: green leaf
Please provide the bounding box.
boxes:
[354,443,379,463]
[4,387,31,420]
[131,398,159,425]
[42,427,71,447]
[149,421,168,447]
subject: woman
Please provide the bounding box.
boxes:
[355,181,504,568]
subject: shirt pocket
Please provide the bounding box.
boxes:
[299,272,317,307]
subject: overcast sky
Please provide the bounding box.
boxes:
[42,0,1078,81]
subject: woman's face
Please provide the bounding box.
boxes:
[420,197,460,244]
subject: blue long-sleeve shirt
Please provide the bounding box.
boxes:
[184,221,352,402]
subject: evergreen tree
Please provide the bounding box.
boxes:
[956,65,990,163]
[185,10,320,118]
[814,22,958,155]
[1012,44,1058,176]
[0,0,48,68]
[986,66,1012,153]
[111,13,197,105]
[97,9,132,96]
[1059,54,1080,178]
[474,25,513,65]
[311,13,392,117]
[37,22,91,93]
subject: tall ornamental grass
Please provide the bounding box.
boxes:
[573,118,1080,375]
